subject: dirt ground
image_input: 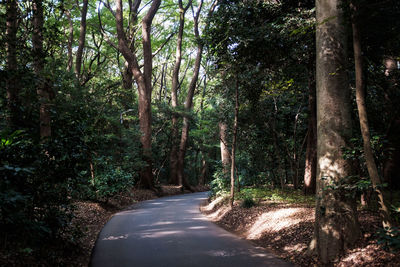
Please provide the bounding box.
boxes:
[200,196,400,266]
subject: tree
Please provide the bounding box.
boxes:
[114,0,161,189]
[33,0,52,139]
[5,0,20,128]
[169,0,191,185]
[75,0,88,80]
[351,1,393,228]
[309,0,360,263]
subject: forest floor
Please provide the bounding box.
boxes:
[200,194,400,267]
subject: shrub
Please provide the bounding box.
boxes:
[241,196,256,208]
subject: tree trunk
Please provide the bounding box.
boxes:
[115,0,160,189]
[5,0,20,129]
[33,0,51,139]
[382,57,400,190]
[219,121,231,172]
[309,0,360,263]
[169,0,191,185]
[75,0,88,79]
[230,79,239,207]
[65,10,74,72]
[176,1,205,191]
[304,66,317,195]
[199,153,208,185]
[351,3,393,228]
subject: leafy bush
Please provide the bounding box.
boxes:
[88,164,135,201]
[377,227,400,252]
[241,195,256,208]
[209,167,230,196]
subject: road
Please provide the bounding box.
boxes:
[90,191,293,267]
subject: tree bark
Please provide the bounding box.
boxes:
[115,0,160,189]
[219,121,231,172]
[382,57,400,190]
[169,0,191,185]
[230,78,239,207]
[5,0,20,128]
[309,0,360,263]
[176,0,205,191]
[33,0,51,139]
[351,2,393,228]
[75,0,88,79]
[65,10,74,72]
[304,65,317,195]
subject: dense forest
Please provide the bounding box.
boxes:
[1,0,400,265]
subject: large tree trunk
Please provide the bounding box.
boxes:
[230,79,239,207]
[75,0,88,79]
[351,2,393,228]
[304,65,317,195]
[309,0,360,263]
[5,0,20,129]
[169,0,191,185]
[115,0,160,189]
[33,0,51,139]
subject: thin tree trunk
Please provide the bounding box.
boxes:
[33,0,51,139]
[304,65,317,195]
[65,10,74,72]
[351,2,393,228]
[199,153,207,185]
[75,0,88,79]
[230,78,239,207]
[219,121,231,172]
[169,0,191,185]
[5,0,20,128]
[309,0,360,263]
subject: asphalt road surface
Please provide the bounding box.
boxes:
[90,191,293,267]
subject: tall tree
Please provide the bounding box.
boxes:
[5,0,20,128]
[33,0,51,139]
[309,0,360,263]
[75,0,89,79]
[304,60,317,195]
[176,0,205,191]
[115,0,161,189]
[351,1,393,228]
[219,121,230,172]
[169,0,192,185]
[229,78,239,207]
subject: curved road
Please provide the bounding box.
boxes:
[90,191,292,267]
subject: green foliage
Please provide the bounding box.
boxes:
[88,163,135,201]
[209,167,230,196]
[241,195,256,208]
[237,187,315,205]
[377,227,400,252]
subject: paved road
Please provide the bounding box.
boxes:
[90,191,293,267]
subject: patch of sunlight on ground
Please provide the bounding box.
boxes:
[140,230,184,238]
[187,226,207,230]
[206,205,231,222]
[283,243,307,253]
[103,234,129,241]
[202,196,224,212]
[245,208,310,240]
